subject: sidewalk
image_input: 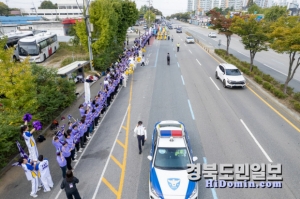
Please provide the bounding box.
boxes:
[0,35,140,199]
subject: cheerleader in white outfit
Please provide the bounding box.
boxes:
[35,155,54,192]
[21,121,39,162]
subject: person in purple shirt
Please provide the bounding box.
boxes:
[65,131,77,162]
[61,141,72,171]
[56,152,67,178]
[52,136,63,152]
[78,104,85,117]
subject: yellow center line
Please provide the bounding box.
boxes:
[102,177,118,196]
[110,155,124,169]
[122,126,127,131]
[117,74,134,199]
[116,139,125,149]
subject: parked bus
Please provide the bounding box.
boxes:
[18,32,59,63]
[0,30,34,61]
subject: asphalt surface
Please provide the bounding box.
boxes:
[172,20,300,92]
[0,25,300,199]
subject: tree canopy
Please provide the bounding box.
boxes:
[268,16,300,93]
[140,5,162,16]
[263,6,287,22]
[39,1,58,9]
[170,12,190,21]
[231,15,269,71]
[144,10,156,26]
[0,2,9,16]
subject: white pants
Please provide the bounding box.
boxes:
[123,75,128,87]
[41,174,54,191]
[28,147,39,162]
[30,177,39,195]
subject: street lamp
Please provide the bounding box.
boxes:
[126,34,129,46]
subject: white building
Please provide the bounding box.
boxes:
[26,0,84,20]
[188,0,199,11]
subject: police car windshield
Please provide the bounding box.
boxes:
[154,147,190,170]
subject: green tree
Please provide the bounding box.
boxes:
[39,1,58,9]
[0,2,9,16]
[231,15,269,71]
[144,10,155,27]
[68,25,80,46]
[248,3,262,14]
[263,6,287,22]
[209,9,233,55]
[247,0,254,7]
[139,5,148,15]
[268,16,300,94]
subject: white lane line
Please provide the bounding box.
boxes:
[209,77,220,91]
[175,54,177,57]
[238,51,249,57]
[203,157,218,199]
[184,43,187,46]
[200,37,206,42]
[91,106,130,199]
[54,86,123,199]
[196,59,201,66]
[181,75,185,85]
[177,62,180,68]
[264,64,287,76]
[189,50,192,54]
[187,99,195,120]
[272,60,284,66]
[240,119,273,163]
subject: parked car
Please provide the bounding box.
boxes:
[208,32,217,38]
[215,63,246,88]
[143,25,148,30]
[185,36,195,44]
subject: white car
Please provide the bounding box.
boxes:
[185,36,195,44]
[127,29,134,33]
[215,63,246,88]
[148,120,198,199]
[208,32,217,38]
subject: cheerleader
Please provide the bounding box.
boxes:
[21,122,39,162]
[35,155,53,192]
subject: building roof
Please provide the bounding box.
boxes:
[0,16,42,25]
[57,61,88,75]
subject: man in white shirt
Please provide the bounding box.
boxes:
[134,121,147,154]
[141,55,145,67]
[35,155,54,192]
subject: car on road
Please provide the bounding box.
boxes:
[148,120,198,199]
[144,25,148,30]
[168,25,173,29]
[215,63,246,88]
[208,32,217,38]
[176,27,182,33]
[185,36,195,44]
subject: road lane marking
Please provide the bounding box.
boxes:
[117,140,125,148]
[177,62,180,68]
[181,75,185,85]
[189,50,192,54]
[196,59,201,65]
[240,119,273,162]
[184,43,187,46]
[92,76,134,199]
[263,64,287,76]
[209,77,220,91]
[54,82,124,199]
[247,86,300,133]
[272,60,284,65]
[203,157,218,199]
[122,126,127,130]
[238,51,249,57]
[187,99,195,120]
[102,177,118,196]
[154,43,160,67]
[111,155,123,169]
[200,37,207,42]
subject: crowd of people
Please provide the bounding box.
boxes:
[17,31,152,198]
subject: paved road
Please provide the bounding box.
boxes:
[1,29,300,199]
[171,20,300,92]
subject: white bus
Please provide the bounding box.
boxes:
[18,32,59,63]
[0,30,34,61]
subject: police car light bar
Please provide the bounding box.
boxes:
[160,130,183,137]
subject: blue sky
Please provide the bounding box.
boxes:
[4,0,188,16]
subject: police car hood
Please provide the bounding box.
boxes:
[153,168,195,198]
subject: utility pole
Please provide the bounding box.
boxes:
[83,0,94,71]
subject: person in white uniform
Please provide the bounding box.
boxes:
[134,121,147,154]
[19,157,40,198]
[35,155,54,192]
[21,121,38,162]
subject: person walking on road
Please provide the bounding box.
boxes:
[61,170,82,199]
[35,155,54,192]
[177,43,180,52]
[134,121,147,154]
[167,53,170,65]
[171,35,173,42]
[141,54,145,67]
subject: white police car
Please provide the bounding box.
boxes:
[148,120,198,199]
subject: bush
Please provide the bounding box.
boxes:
[293,92,300,102]
[293,101,300,112]
[280,84,294,96]
[254,76,263,84]
[263,82,272,90]
[262,74,274,83]
[273,89,287,99]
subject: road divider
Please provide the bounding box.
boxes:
[240,119,273,162]
[209,77,220,91]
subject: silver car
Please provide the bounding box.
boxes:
[185,36,195,44]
